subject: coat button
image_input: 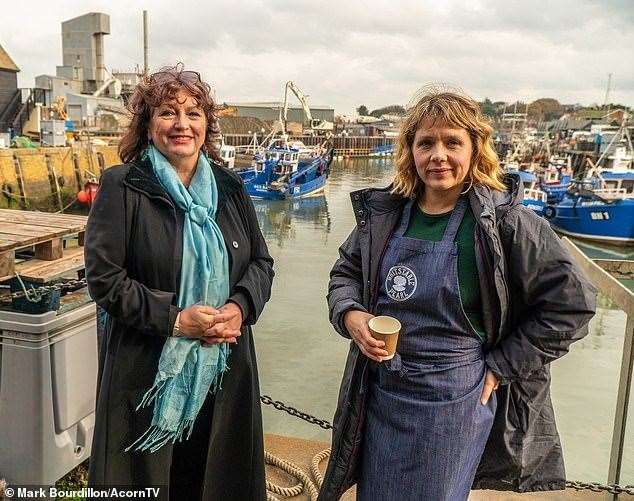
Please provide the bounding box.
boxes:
[353,194,360,200]
[359,220,366,226]
[232,241,239,248]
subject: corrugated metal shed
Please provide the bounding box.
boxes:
[0,43,19,72]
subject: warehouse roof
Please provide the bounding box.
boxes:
[0,43,19,72]
[219,116,273,135]
[225,101,334,111]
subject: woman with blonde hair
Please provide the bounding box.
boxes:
[319,88,596,500]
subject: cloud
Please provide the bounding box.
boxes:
[1,0,632,114]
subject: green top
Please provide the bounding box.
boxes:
[404,203,486,341]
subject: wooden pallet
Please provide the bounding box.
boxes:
[0,209,88,282]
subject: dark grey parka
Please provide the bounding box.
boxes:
[85,157,274,501]
[319,175,597,500]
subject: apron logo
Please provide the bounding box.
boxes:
[385,265,417,301]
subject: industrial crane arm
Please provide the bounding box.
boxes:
[283,81,313,123]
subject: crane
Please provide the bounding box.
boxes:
[279,81,333,135]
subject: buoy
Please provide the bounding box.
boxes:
[77,181,100,206]
[77,190,89,204]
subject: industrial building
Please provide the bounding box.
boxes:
[34,12,125,127]
[0,43,20,137]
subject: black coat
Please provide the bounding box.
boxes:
[319,176,597,500]
[84,157,274,501]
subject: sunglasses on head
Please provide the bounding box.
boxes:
[150,70,201,85]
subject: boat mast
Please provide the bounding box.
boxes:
[603,72,612,113]
[143,10,149,75]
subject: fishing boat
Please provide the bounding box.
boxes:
[540,154,573,204]
[546,115,634,245]
[545,175,634,245]
[234,81,335,200]
[241,142,333,200]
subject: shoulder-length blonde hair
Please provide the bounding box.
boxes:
[392,88,505,198]
[119,65,222,164]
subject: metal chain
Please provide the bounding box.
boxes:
[0,277,87,303]
[260,395,332,430]
[261,395,634,494]
[565,480,634,496]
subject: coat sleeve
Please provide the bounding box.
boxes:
[485,206,597,382]
[84,167,179,336]
[227,185,275,326]
[327,226,368,339]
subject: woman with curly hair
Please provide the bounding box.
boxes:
[85,65,274,500]
[319,88,596,500]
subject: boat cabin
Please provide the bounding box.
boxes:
[595,173,634,200]
[219,144,236,170]
[253,147,300,175]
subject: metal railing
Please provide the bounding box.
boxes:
[562,238,634,490]
[10,88,47,136]
[223,134,395,151]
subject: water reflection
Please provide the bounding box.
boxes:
[252,195,331,248]
[328,157,395,184]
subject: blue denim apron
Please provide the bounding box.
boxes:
[358,197,496,501]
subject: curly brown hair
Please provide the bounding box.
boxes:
[393,86,505,198]
[118,65,222,164]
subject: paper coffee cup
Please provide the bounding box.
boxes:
[368,316,401,360]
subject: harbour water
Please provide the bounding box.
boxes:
[254,157,634,484]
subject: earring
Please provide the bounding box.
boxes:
[460,179,473,195]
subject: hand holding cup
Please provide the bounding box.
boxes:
[367,316,401,361]
[344,310,389,362]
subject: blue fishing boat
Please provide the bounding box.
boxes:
[546,178,634,245]
[546,129,634,245]
[505,163,547,215]
[241,144,333,200]
[540,155,573,204]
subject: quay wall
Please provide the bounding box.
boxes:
[0,145,121,211]
[0,136,397,211]
[224,134,396,157]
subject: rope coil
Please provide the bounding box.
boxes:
[265,450,326,501]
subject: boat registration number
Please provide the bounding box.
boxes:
[590,211,610,220]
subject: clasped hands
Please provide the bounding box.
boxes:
[177,302,243,346]
[343,310,499,405]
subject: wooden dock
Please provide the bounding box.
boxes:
[264,434,633,500]
[0,209,87,283]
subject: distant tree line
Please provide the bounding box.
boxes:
[357,100,630,123]
[357,104,406,118]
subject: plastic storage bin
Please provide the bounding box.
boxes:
[0,302,97,485]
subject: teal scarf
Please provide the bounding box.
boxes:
[126,145,230,453]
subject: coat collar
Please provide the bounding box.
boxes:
[350,173,523,226]
[123,154,242,207]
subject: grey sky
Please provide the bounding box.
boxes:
[1,0,632,114]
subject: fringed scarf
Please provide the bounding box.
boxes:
[126,145,230,453]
